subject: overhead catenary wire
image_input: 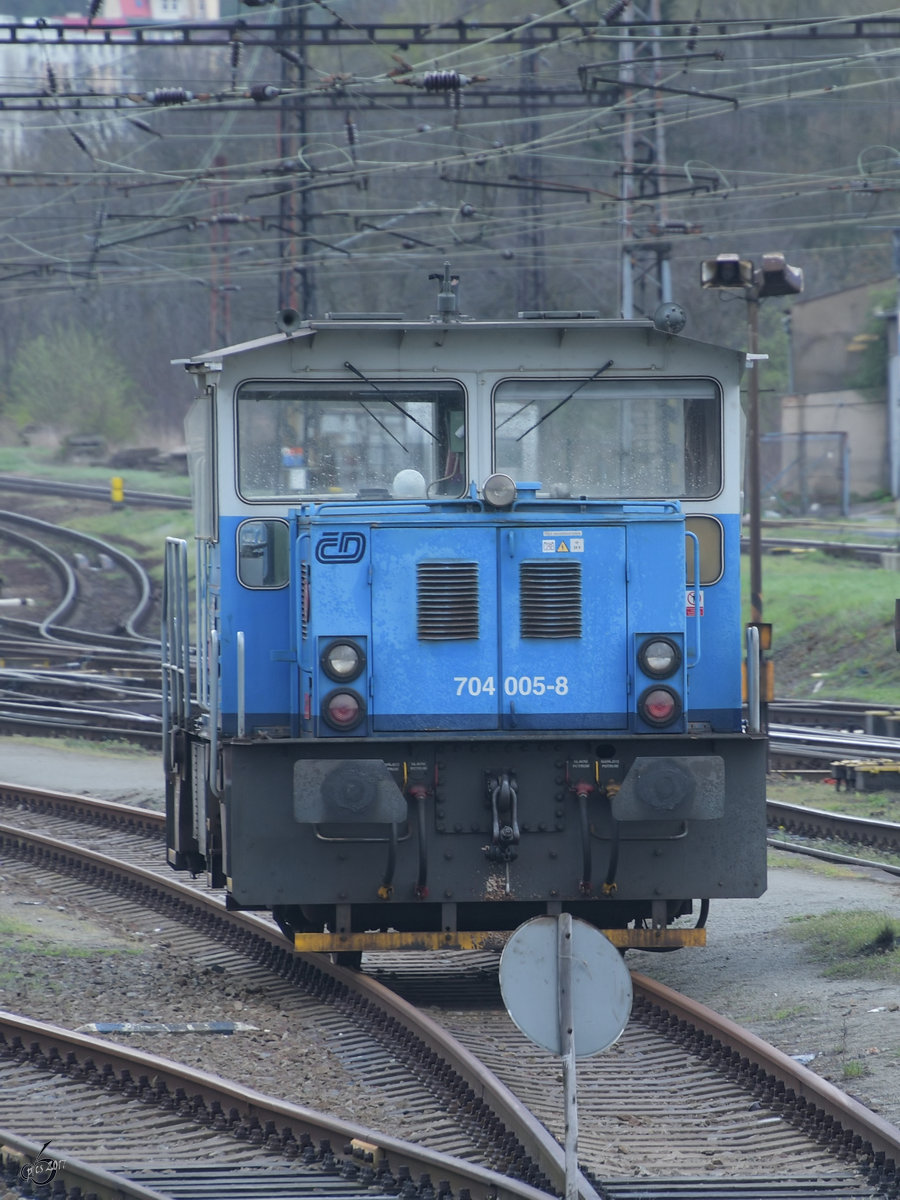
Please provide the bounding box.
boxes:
[1,2,900,308]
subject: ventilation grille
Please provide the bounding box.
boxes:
[300,561,310,640]
[417,561,479,640]
[520,560,582,638]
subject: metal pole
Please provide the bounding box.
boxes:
[841,431,850,517]
[747,294,762,626]
[782,310,806,514]
[517,25,544,313]
[618,22,635,318]
[557,913,578,1200]
[892,230,900,500]
[277,0,313,316]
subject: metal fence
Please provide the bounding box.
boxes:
[758,431,849,516]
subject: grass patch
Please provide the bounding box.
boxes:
[0,734,158,760]
[745,550,900,704]
[766,849,861,879]
[772,1004,810,1020]
[0,912,140,957]
[0,443,191,497]
[67,505,194,546]
[76,509,195,593]
[0,913,41,938]
[785,910,900,980]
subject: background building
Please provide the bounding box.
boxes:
[776,279,893,511]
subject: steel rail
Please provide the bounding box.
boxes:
[768,837,900,877]
[0,710,162,748]
[767,799,900,851]
[0,522,77,631]
[0,1125,172,1200]
[0,667,161,709]
[633,972,900,1169]
[0,781,165,833]
[0,617,161,653]
[0,695,160,728]
[0,1009,555,1200]
[767,798,900,876]
[770,698,896,730]
[0,472,190,509]
[0,509,155,641]
[769,724,900,763]
[0,634,159,670]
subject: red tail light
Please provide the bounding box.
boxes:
[322,689,366,731]
[638,686,681,727]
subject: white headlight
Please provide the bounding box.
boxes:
[638,637,681,679]
[321,640,364,682]
[483,473,517,508]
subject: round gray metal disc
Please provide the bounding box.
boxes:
[499,915,633,1057]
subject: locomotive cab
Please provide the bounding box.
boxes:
[163,273,767,956]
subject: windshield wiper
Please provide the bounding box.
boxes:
[344,361,439,443]
[508,359,614,442]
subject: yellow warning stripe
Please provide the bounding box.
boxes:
[293,927,705,953]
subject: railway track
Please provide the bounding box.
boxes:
[0,504,164,746]
[768,799,900,866]
[0,782,899,1198]
[769,699,899,731]
[0,508,158,646]
[0,472,190,510]
[0,679,163,747]
[0,1007,551,1200]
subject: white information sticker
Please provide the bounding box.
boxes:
[542,529,584,553]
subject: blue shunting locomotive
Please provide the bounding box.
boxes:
[162,268,767,957]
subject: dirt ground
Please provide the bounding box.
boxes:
[1,735,899,1134]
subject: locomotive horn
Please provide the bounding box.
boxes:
[275,307,302,334]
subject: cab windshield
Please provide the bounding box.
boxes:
[493,377,721,499]
[236,381,466,501]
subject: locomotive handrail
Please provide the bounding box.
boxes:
[196,540,212,703]
[746,624,761,733]
[237,629,246,738]
[290,497,685,517]
[162,537,191,773]
[685,529,701,667]
[292,499,458,517]
[208,627,222,799]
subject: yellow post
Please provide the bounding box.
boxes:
[110,476,125,508]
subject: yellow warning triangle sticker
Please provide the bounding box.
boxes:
[558,541,569,552]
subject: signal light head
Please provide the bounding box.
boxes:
[757,252,804,297]
[700,254,753,289]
